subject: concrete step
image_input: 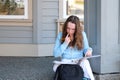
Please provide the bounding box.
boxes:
[0,56,120,80]
[0,56,55,80]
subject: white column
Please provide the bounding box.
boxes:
[85,0,120,73]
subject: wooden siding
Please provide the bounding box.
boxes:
[42,31,56,38]
[118,1,120,45]
[42,1,58,9]
[42,24,56,31]
[0,0,59,44]
[0,26,32,43]
[119,21,120,44]
[41,38,56,43]
[40,0,59,43]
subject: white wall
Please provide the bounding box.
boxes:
[0,44,54,56]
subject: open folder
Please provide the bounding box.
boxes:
[53,55,101,64]
[85,55,101,59]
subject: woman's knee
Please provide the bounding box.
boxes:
[80,59,90,66]
[81,59,89,64]
[53,64,60,72]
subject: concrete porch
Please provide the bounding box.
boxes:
[0,56,54,80]
[0,57,119,80]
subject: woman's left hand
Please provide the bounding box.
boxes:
[78,50,92,64]
[85,50,92,57]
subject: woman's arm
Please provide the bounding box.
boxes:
[53,33,69,57]
[82,32,93,57]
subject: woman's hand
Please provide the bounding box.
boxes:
[78,49,92,64]
[65,34,71,44]
[85,49,92,57]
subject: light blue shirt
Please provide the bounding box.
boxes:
[53,31,92,60]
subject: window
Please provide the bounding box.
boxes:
[0,0,32,26]
[57,0,84,33]
[59,0,84,20]
[0,0,28,19]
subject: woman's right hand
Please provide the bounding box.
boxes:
[65,34,71,44]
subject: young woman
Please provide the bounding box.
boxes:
[53,15,95,80]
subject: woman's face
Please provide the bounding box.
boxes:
[67,22,75,36]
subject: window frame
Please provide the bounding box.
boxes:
[0,0,32,26]
[59,0,84,20]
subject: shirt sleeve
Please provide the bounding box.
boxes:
[53,32,69,57]
[82,31,93,55]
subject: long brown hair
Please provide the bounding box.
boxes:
[61,15,83,50]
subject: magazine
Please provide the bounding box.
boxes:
[53,55,101,64]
